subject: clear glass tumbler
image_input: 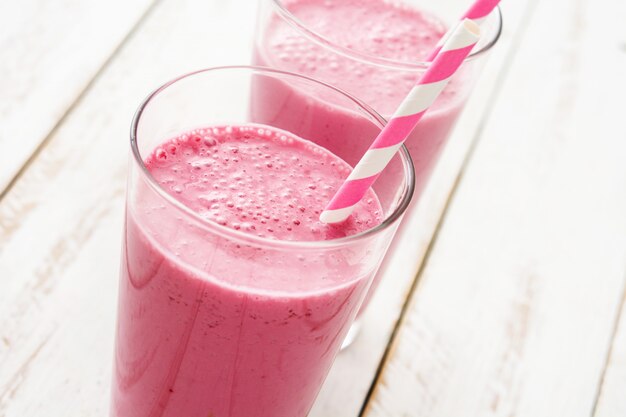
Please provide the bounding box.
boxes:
[252,0,502,338]
[254,0,501,197]
[111,66,414,417]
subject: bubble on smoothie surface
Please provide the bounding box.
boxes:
[265,0,460,115]
[145,125,383,241]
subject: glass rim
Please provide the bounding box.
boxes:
[130,65,415,250]
[269,0,503,70]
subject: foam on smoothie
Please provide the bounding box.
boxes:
[264,0,455,115]
[145,125,381,241]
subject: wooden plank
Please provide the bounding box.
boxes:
[0,1,257,415]
[594,290,626,417]
[0,0,156,194]
[363,0,626,415]
[311,0,534,415]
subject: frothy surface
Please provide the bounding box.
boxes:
[264,0,454,115]
[145,125,382,241]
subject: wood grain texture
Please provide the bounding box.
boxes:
[594,289,626,417]
[0,1,255,415]
[363,0,626,415]
[312,1,533,415]
[0,0,155,194]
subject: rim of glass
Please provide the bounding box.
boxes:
[130,65,415,250]
[268,1,503,70]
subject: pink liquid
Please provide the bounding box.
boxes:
[253,0,478,314]
[254,0,474,204]
[112,125,383,417]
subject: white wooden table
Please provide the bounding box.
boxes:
[1,0,625,416]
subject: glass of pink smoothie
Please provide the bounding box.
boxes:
[254,0,501,198]
[252,0,502,336]
[111,66,414,417]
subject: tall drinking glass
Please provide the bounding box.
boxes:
[111,66,414,417]
[254,0,501,198]
[252,0,502,334]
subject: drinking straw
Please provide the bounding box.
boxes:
[426,0,500,61]
[319,19,480,224]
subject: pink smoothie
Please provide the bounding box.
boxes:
[253,0,473,202]
[112,125,383,417]
[252,0,477,315]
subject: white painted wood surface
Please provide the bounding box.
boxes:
[0,0,155,193]
[0,1,256,415]
[363,0,626,415]
[595,293,626,417]
[1,0,625,416]
[312,0,531,415]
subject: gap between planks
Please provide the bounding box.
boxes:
[0,0,163,203]
[358,0,542,414]
[592,277,626,416]
[0,1,260,415]
[360,0,626,413]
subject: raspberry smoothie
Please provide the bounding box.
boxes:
[254,0,473,203]
[112,125,383,417]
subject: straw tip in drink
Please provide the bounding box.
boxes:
[319,207,353,224]
[319,211,341,224]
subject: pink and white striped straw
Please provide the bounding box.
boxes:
[319,19,480,224]
[426,0,500,61]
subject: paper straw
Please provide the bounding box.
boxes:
[319,19,480,224]
[426,0,500,61]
